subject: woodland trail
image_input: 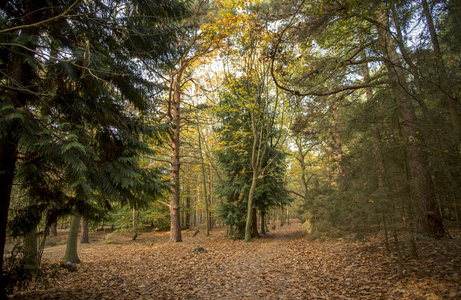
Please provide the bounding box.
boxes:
[11,219,461,299]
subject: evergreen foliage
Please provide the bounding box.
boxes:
[276,0,460,243]
[215,77,290,238]
[0,0,189,295]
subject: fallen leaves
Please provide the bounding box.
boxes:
[10,220,461,299]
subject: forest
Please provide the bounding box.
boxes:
[1,0,460,299]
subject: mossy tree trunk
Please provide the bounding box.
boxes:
[23,225,39,272]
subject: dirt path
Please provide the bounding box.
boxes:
[10,220,461,299]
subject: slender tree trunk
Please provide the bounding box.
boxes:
[198,124,210,236]
[62,215,82,264]
[251,208,260,238]
[81,217,89,243]
[260,210,266,235]
[280,206,286,227]
[362,51,395,252]
[185,179,191,229]
[50,222,58,237]
[376,11,444,239]
[332,102,344,184]
[245,170,258,242]
[421,0,461,135]
[169,67,183,243]
[132,207,137,240]
[208,165,213,230]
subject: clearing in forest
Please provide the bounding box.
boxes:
[11,220,461,299]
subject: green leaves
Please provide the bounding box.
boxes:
[1,0,189,251]
[62,141,86,154]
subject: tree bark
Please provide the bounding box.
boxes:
[0,136,18,297]
[260,210,266,235]
[421,0,461,135]
[280,206,286,227]
[244,170,258,242]
[132,207,137,240]
[50,222,58,237]
[62,215,82,264]
[332,102,345,184]
[169,66,183,243]
[198,123,210,236]
[185,180,191,229]
[251,208,260,238]
[80,217,89,243]
[376,10,445,239]
[23,225,39,273]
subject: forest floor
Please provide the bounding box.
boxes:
[9,219,461,299]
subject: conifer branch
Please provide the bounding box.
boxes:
[0,0,83,35]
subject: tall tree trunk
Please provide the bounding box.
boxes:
[251,208,260,238]
[185,178,191,230]
[421,0,461,135]
[208,164,213,230]
[0,137,18,297]
[62,215,82,264]
[244,170,258,242]
[389,4,460,236]
[332,102,344,184]
[198,124,210,236]
[81,217,89,243]
[169,66,183,243]
[0,6,40,294]
[376,10,444,239]
[244,100,269,242]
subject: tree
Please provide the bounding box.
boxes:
[375,6,444,238]
[62,215,81,264]
[268,0,450,239]
[215,76,289,240]
[159,0,243,242]
[0,0,188,295]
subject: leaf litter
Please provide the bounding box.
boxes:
[10,220,461,299]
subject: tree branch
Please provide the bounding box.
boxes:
[0,0,83,35]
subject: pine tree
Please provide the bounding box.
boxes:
[0,0,188,295]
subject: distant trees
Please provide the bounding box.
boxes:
[215,76,290,240]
